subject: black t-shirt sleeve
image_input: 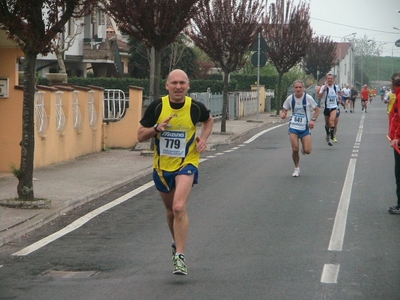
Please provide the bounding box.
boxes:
[139,99,162,127]
[191,100,211,123]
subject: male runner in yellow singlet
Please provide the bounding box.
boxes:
[138,69,213,275]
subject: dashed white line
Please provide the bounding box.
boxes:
[321,264,340,283]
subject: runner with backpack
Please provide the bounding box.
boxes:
[281,80,320,177]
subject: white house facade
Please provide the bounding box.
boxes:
[35,7,130,79]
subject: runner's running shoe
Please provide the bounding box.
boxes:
[388,205,400,214]
[292,167,300,177]
[333,137,338,143]
[173,254,187,275]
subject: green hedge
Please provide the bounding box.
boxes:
[207,74,278,90]
[37,74,277,95]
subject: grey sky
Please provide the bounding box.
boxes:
[268,0,400,57]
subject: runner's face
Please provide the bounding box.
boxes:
[293,83,304,97]
[327,75,334,85]
[166,71,190,102]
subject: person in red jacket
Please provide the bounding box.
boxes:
[360,85,369,113]
[388,72,400,214]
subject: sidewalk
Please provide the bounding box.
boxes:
[0,113,282,247]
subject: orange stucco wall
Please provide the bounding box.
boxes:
[0,48,24,172]
[102,86,143,149]
[0,47,143,173]
[33,85,104,168]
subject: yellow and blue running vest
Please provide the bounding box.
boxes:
[154,96,199,171]
[388,92,396,115]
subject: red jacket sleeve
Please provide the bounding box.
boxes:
[392,87,400,140]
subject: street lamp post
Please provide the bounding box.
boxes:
[338,33,356,87]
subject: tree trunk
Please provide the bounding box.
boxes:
[149,48,163,151]
[220,71,230,133]
[17,51,37,200]
[149,47,155,102]
[55,50,66,74]
[153,48,162,101]
[275,72,284,116]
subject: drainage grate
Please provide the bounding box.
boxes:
[43,270,99,279]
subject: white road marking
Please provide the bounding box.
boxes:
[356,132,362,142]
[321,264,340,283]
[244,123,287,143]
[328,158,357,251]
[321,113,365,283]
[12,182,155,256]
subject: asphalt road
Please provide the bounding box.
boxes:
[0,98,399,300]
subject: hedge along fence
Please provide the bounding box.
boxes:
[36,74,277,95]
[37,77,238,95]
[207,74,278,91]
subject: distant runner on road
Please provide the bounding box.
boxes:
[318,73,341,146]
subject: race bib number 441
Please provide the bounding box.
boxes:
[160,130,187,157]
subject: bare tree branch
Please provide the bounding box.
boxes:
[303,35,337,81]
[187,0,264,132]
[263,0,312,113]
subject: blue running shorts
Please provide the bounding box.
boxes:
[153,164,198,193]
[288,127,311,139]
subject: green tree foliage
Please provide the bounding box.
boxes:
[352,35,379,87]
[187,0,264,132]
[264,0,312,114]
[303,36,337,82]
[0,0,96,201]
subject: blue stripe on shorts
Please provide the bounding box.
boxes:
[153,164,198,193]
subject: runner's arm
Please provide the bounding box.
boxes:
[196,115,214,153]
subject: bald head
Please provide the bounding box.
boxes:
[167,69,189,82]
[166,69,190,102]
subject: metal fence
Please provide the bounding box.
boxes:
[140,90,263,120]
[103,89,129,122]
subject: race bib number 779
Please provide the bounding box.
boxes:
[160,130,187,157]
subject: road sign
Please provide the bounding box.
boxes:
[251,52,267,67]
[250,35,270,53]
